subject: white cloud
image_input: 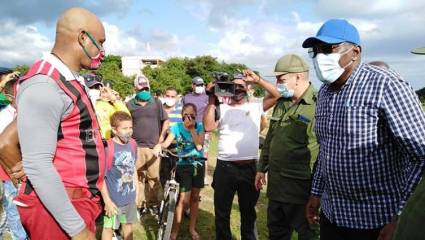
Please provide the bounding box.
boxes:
[316,0,425,18]
[0,21,51,66]
[103,22,198,59]
[206,13,316,79]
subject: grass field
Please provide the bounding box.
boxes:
[133,134,299,240]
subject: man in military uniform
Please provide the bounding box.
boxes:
[255,54,319,240]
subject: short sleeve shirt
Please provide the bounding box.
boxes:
[105,142,137,207]
[126,98,168,148]
[217,101,264,161]
[170,122,204,158]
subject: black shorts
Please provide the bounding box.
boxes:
[176,163,205,192]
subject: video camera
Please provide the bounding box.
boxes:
[212,71,237,97]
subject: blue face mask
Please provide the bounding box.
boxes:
[276,83,294,98]
[136,90,151,101]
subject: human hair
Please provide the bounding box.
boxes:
[110,111,132,128]
[182,103,197,114]
[165,87,178,94]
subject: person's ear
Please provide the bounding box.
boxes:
[77,30,88,46]
[352,45,361,61]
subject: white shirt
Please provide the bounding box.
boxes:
[217,101,264,161]
[0,104,16,133]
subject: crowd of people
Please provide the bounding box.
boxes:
[0,6,424,240]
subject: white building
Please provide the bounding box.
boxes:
[121,56,164,77]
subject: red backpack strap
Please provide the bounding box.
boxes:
[106,138,115,171]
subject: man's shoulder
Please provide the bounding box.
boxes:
[359,64,404,86]
[18,74,58,94]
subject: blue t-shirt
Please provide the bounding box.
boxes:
[170,122,204,159]
[105,142,137,207]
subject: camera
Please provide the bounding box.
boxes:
[212,72,235,97]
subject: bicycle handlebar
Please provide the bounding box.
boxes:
[160,149,204,160]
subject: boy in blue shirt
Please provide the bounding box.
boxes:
[162,103,205,240]
[100,111,138,240]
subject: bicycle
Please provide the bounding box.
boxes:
[157,149,180,240]
[156,149,205,240]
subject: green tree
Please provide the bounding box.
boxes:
[14,64,29,74]
[143,58,191,94]
[15,55,252,99]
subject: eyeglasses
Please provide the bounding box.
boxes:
[308,43,346,58]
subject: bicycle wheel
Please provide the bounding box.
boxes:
[157,189,177,240]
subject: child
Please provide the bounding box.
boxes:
[101,111,138,240]
[161,103,205,240]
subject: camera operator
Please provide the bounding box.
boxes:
[203,69,280,240]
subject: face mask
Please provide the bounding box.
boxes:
[116,132,132,144]
[277,83,294,98]
[232,90,247,102]
[313,47,353,84]
[88,89,100,103]
[164,97,176,107]
[81,31,105,70]
[194,86,205,94]
[0,93,11,106]
[136,91,151,101]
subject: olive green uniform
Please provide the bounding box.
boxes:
[258,84,319,240]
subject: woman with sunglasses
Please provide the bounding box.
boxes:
[161,103,205,240]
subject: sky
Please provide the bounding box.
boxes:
[0,0,424,90]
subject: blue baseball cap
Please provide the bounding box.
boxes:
[302,19,360,48]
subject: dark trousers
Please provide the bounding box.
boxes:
[320,213,382,240]
[267,200,318,240]
[212,160,260,240]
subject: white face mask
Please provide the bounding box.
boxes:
[164,97,176,107]
[276,83,295,98]
[194,86,205,94]
[313,47,353,84]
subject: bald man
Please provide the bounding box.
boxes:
[15,8,106,240]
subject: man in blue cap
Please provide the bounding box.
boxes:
[303,19,425,240]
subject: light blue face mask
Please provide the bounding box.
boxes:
[277,83,294,98]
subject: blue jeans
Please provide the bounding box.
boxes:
[2,181,27,240]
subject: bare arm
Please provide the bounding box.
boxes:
[259,78,280,111]
[159,119,170,144]
[100,181,118,217]
[190,128,205,151]
[242,69,280,111]
[203,94,219,132]
[161,132,176,149]
[0,119,25,183]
